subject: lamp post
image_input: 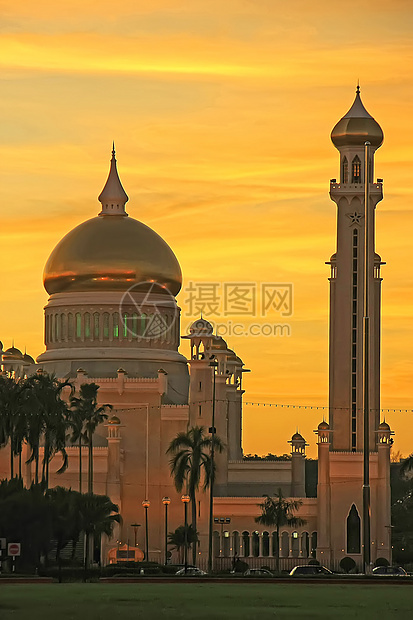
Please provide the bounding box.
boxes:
[208,359,218,574]
[142,500,150,561]
[131,523,141,548]
[181,494,190,574]
[362,141,371,574]
[162,497,171,566]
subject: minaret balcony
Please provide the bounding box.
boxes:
[330,181,383,198]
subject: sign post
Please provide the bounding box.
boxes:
[8,543,21,573]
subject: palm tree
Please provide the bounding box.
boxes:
[255,489,306,573]
[69,383,111,494]
[167,425,224,565]
[25,372,72,487]
[167,525,199,564]
[77,492,121,573]
[68,406,88,493]
[0,375,28,479]
[47,486,80,582]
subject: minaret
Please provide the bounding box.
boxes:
[328,86,384,452]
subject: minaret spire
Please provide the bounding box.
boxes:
[98,145,129,216]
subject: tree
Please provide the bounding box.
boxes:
[25,372,72,486]
[167,425,224,566]
[77,492,121,573]
[69,383,111,494]
[255,489,306,572]
[0,375,28,479]
[400,454,413,479]
[167,525,198,564]
[47,486,81,582]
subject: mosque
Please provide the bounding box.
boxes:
[0,88,392,569]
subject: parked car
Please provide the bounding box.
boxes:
[372,566,407,576]
[175,567,207,576]
[290,565,332,576]
[244,568,273,577]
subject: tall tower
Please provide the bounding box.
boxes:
[316,88,392,567]
[328,86,384,452]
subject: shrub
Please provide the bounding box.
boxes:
[308,559,320,566]
[233,559,249,573]
[339,556,356,573]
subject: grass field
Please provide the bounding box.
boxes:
[0,583,412,619]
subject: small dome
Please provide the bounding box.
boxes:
[318,420,330,430]
[211,336,228,350]
[23,353,35,364]
[189,318,214,336]
[3,347,24,361]
[291,432,305,442]
[378,421,390,431]
[108,415,121,425]
[331,87,383,149]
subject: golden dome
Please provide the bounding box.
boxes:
[108,415,121,425]
[43,149,182,296]
[331,87,383,149]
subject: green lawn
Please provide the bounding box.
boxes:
[0,583,412,619]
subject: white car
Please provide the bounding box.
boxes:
[175,567,207,576]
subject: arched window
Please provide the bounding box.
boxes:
[94,312,100,339]
[242,531,250,557]
[75,313,82,339]
[352,155,361,183]
[302,532,309,558]
[311,531,317,558]
[281,532,289,557]
[233,531,240,557]
[272,531,278,557]
[223,531,230,557]
[347,504,361,554]
[61,314,67,341]
[132,313,138,337]
[103,313,109,339]
[141,313,147,337]
[342,156,348,184]
[113,313,119,338]
[68,313,74,341]
[84,313,91,339]
[262,531,270,557]
[55,314,60,341]
[252,531,260,557]
[213,531,220,558]
[291,531,299,557]
[123,313,128,338]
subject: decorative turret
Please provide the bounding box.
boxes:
[98,144,129,216]
[289,432,307,497]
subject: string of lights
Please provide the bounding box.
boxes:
[119,399,413,414]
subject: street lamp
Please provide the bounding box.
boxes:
[208,358,218,574]
[131,523,141,548]
[162,497,171,566]
[142,500,150,561]
[181,494,190,574]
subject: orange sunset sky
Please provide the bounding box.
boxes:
[1,1,413,458]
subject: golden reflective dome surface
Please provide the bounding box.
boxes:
[44,214,182,296]
[44,149,182,297]
[331,87,383,149]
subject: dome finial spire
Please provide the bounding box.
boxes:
[98,144,129,216]
[356,80,360,95]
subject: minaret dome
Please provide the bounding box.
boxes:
[331,86,384,149]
